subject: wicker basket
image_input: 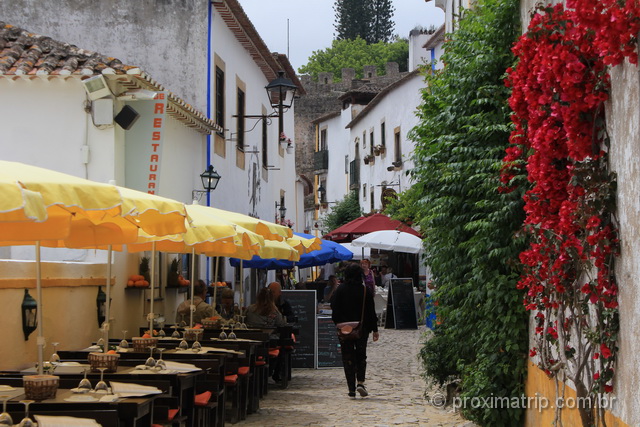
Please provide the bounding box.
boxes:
[23,375,59,400]
[183,328,204,341]
[88,352,120,373]
[132,337,158,352]
[202,318,221,329]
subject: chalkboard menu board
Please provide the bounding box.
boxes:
[317,316,343,368]
[282,290,317,368]
[386,278,418,329]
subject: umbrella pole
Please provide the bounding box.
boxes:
[190,248,196,328]
[240,260,244,311]
[212,257,219,315]
[36,241,44,375]
[149,242,156,336]
[104,245,112,353]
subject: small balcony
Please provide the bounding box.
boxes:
[314,149,329,173]
[349,159,360,189]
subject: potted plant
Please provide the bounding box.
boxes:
[363,154,374,165]
[286,141,294,154]
[374,145,385,155]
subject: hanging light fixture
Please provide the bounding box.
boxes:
[192,165,222,203]
[265,71,298,137]
[200,165,222,192]
[275,201,287,222]
[21,289,38,340]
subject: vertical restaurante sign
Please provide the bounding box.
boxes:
[124,92,167,194]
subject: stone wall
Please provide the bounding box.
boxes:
[294,63,407,213]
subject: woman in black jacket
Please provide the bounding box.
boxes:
[331,263,379,398]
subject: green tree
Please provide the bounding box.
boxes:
[298,37,408,80]
[333,0,395,43]
[371,0,395,43]
[388,0,528,424]
[322,191,362,232]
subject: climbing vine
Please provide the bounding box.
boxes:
[503,1,640,425]
[391,0,528,424]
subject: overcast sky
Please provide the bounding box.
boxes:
[238,0,445,71]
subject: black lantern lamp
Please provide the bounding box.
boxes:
[200,165,221,192]
[21,289,37,340]
[193,165,222,203]
[275,201,287,222]
[97,286,107,328]
[317,184,326,203]
[265,71,298,136]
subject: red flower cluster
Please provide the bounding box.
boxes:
[502,2,638,395]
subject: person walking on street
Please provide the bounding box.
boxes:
[331,263,379,398]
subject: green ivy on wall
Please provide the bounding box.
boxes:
[387,0,528,424]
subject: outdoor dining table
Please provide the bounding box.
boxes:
[19,363,202,426]
[0,386,155,427]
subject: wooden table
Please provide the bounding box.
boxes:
[1,386,154,427]
[18,364,202,426]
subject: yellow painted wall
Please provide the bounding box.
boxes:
[0,255,181,372]
[525,361,629,427]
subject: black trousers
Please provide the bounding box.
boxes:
[339,332,369,392]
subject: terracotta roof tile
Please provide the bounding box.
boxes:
[0,23,128,76]
[0,22,220,134]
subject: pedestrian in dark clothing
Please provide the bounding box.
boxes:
[331,263,379,398]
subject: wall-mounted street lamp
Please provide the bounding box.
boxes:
[275,201,287,222]
[21,289,38,341]
[266,71,298,137]
[233,70,298,141]
[192,165,222,203]
[317,184,326,203]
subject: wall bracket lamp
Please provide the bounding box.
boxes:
[21,289,38,341]
[192,165,222,203]
[233,70,298,137]
[275,201,287,222]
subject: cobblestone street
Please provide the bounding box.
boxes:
[238,326,475,426]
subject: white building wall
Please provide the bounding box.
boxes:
[209,12,297,227]
[349,74,423,213]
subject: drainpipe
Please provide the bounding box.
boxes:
[205,0,213,282]
[431,48,436,72]
[207,0,213,208]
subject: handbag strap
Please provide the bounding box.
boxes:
[359,285,367,325]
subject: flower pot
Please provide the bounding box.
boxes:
[286,145,294,154]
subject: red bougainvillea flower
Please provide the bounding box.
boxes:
[600,343,612,359]
[504,1,624,396]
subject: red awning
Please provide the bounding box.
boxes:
[323,213,420,243]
